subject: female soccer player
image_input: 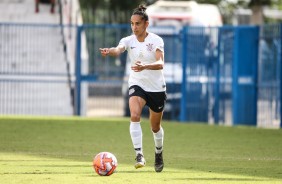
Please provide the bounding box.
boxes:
[99,5,166,173]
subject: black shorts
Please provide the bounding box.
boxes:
[128,85,167,113]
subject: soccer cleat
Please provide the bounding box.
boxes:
[135,153,146,169]
[154,152,164,172]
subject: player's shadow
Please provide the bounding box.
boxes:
[115,170,157,174]
[85,171,156,177]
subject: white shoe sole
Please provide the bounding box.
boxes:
[135,162,145,169]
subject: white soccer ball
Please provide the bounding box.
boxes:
[93,152,118,176]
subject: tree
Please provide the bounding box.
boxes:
[249,0,271,25]
[273,0,282,10]
[196,0,221,4]
[79,0,145,23]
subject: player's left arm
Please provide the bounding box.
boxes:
[132,49,164,72]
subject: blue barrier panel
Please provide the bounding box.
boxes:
[180,27,188,122]
[280,23,282,129]
[75,25,82,115]
[281,23,282,129]
[232,26,259,126]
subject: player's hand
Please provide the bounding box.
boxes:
[131,61,146,72]
[99,48,110,57]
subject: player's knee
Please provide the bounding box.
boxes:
[151,126,160,133]
[130,112,141,122]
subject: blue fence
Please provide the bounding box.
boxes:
[257,24,281,128]
[0,23,281,128]
[75,24,281,128]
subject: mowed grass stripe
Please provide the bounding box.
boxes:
[0,116,281,184]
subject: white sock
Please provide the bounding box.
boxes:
[153,127,164,154]
[130,122,143,155]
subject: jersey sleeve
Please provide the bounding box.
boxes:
[155,37,164,53]
[118,36,129,51]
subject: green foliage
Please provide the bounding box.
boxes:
[79,0,145,24]
[196,0,221,5]
[108,0,145,11]
[272,0,282,9]
[249,0,272,7]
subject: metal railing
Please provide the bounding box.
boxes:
[0,22,281,128]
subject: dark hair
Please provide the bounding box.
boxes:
[132,5,149,21]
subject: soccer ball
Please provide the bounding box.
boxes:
[93,152,118,176]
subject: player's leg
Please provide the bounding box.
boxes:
[149,110,164,172]
[129,95,146,169]
[50,0,55,13]
[35,0,39,13]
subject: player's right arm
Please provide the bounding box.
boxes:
[99,45,125,57]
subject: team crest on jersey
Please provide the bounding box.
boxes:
[146,43,153,51]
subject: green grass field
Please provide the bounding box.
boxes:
[0,116,281,184]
